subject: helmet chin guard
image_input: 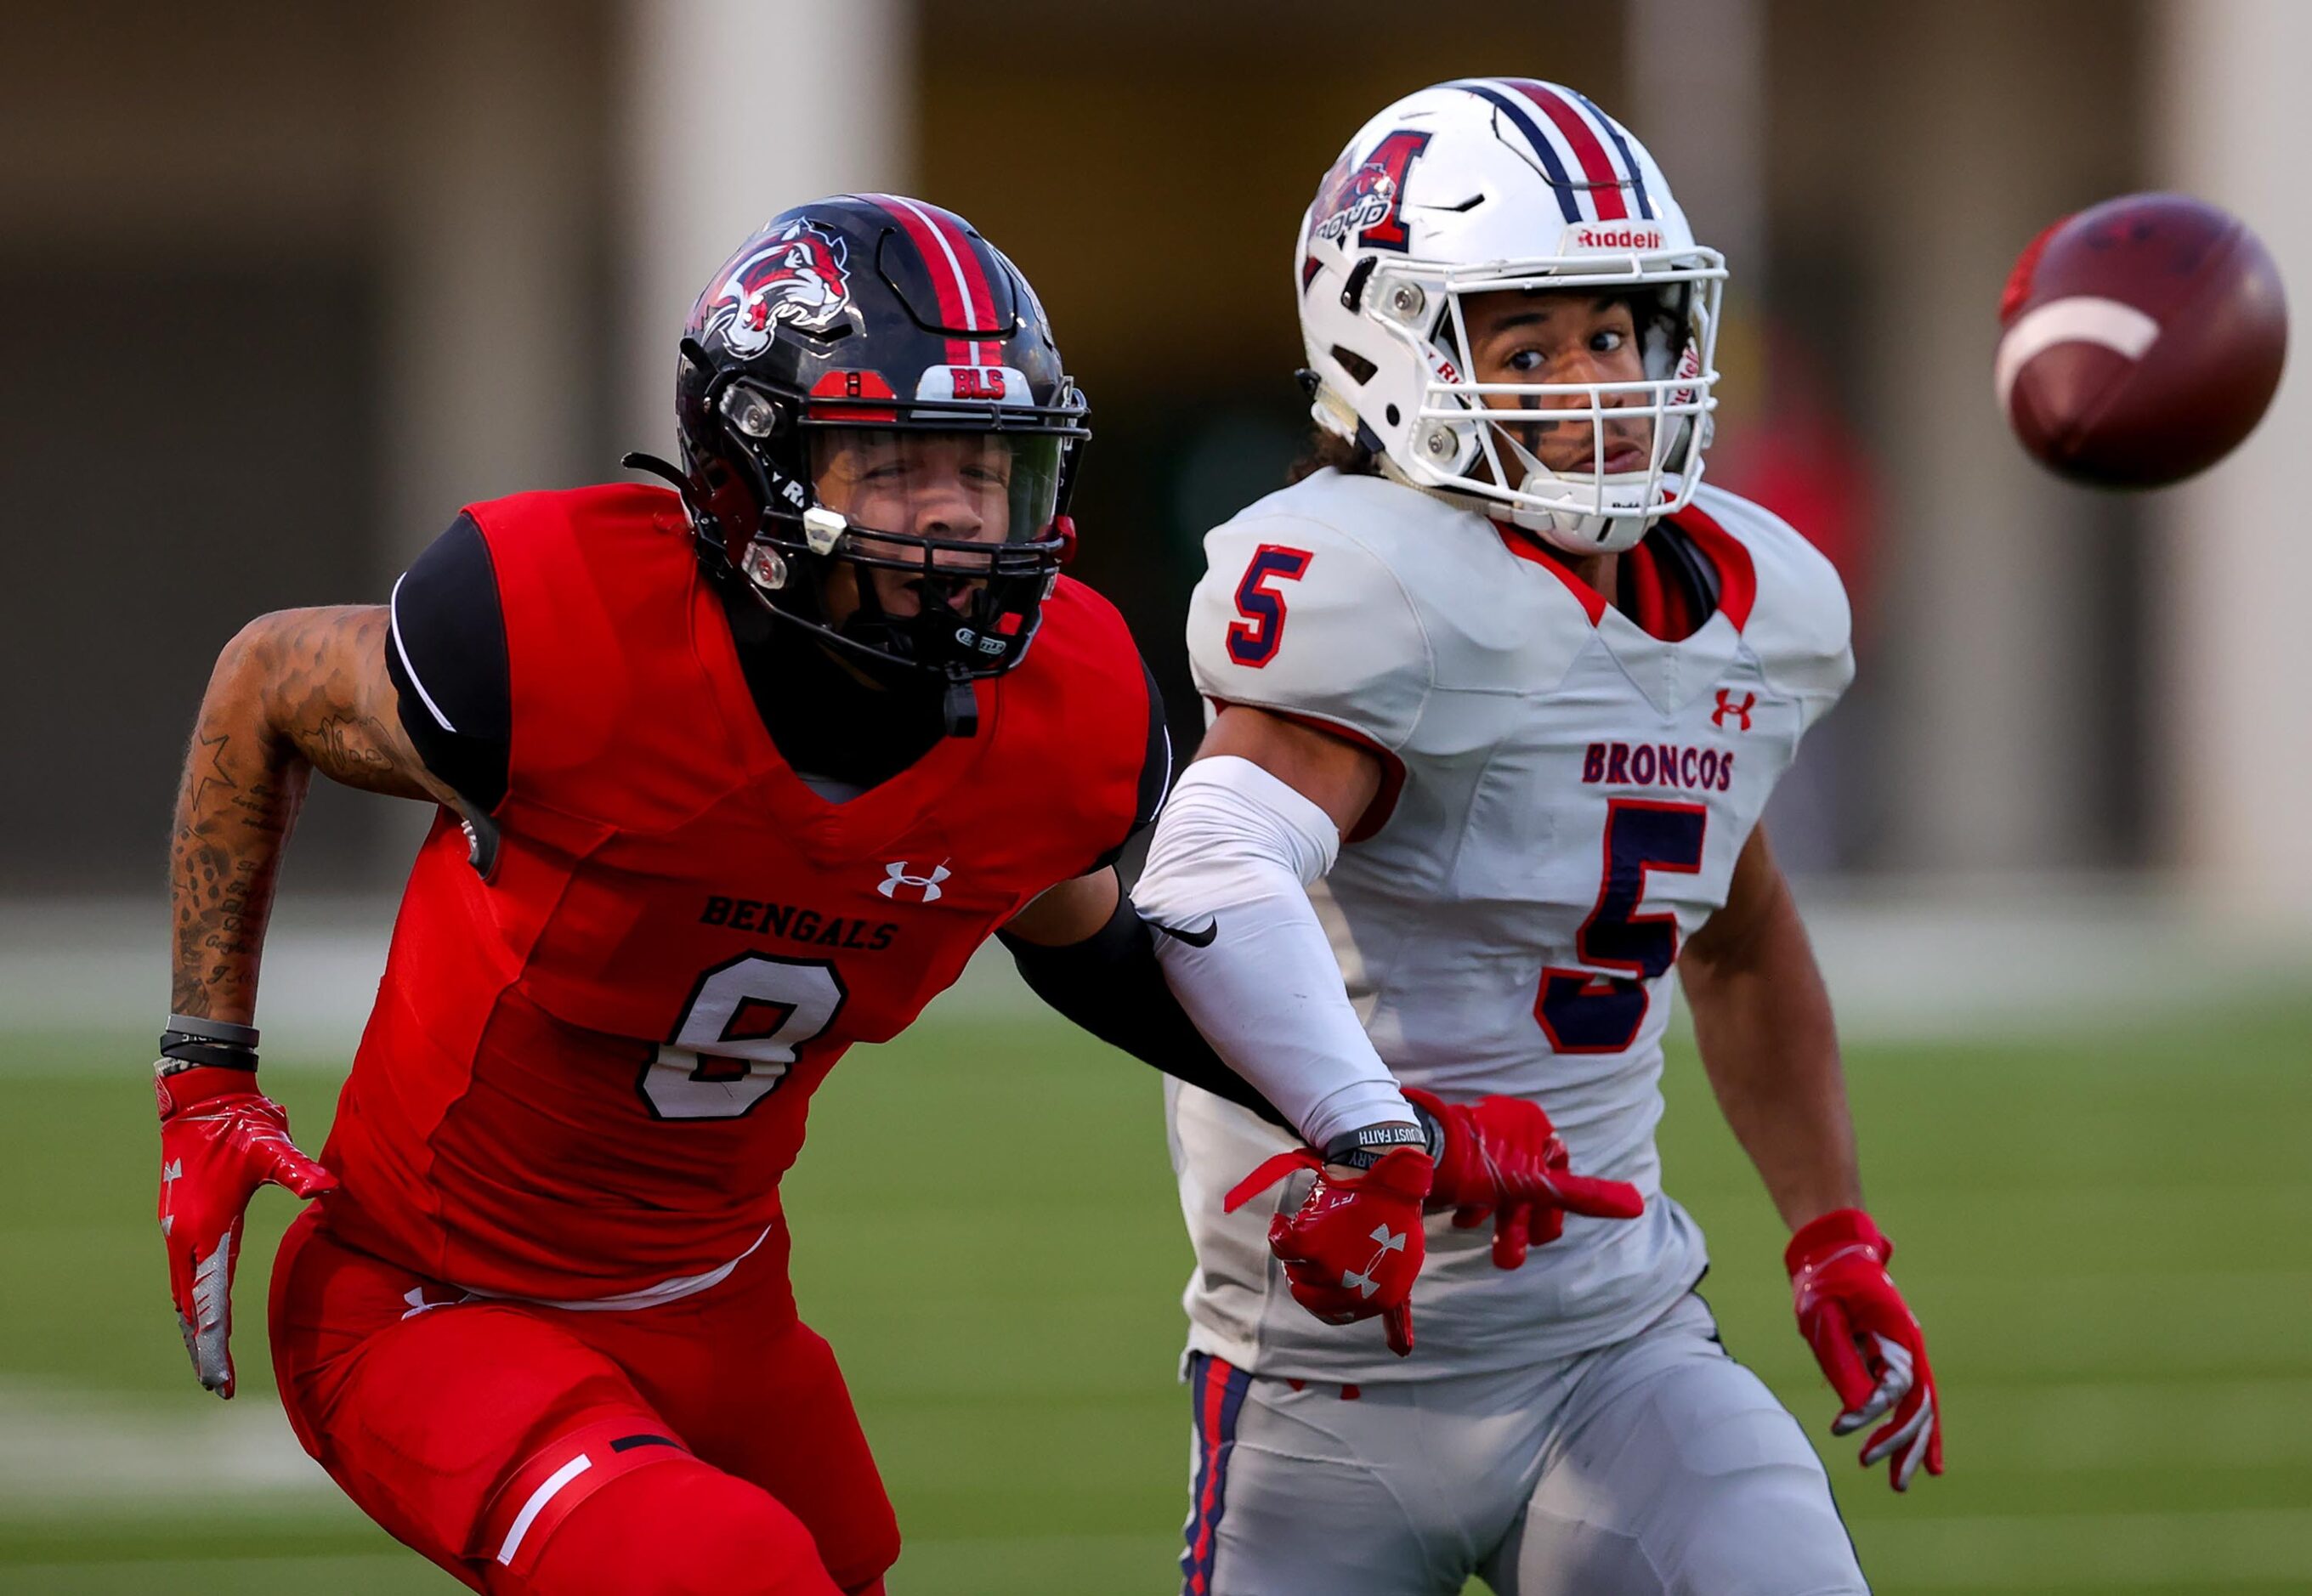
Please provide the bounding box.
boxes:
[1296,80,1726,556]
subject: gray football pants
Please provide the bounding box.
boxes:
[1179,1295,1867,1596]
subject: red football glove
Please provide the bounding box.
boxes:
[156,1064,336,1398]
[1786,1208,1942,1491]
[1402,1087,1645,1268]
[1225,1145,1433,1357]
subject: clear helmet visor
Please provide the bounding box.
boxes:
[807,427,1065,556]
[791,427,1068,674]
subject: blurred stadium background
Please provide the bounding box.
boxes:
[3,1,2307,1591]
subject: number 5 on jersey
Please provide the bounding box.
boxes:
[640,954,846,1119]
[1227,545,1314,667]
[1536,800,1707,1054]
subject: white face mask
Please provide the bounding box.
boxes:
[1386,261,1723,554]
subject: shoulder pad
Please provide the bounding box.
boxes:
[1187,476,1436,752]
[1686,486,1854,724]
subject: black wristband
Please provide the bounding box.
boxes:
[1323,1118,1433,1170]
[165,1014,260,1049]
[159,1015,259,1077]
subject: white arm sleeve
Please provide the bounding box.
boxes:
[1133,755,1414,1148]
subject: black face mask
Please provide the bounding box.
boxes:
[819,568,992,735]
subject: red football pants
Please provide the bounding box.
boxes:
[269,1208,898,1594]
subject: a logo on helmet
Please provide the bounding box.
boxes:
[701,218,853,355]
[1312,129,1432,254]
[1566,224,1666,252]
[1314,163,1402,244]
[1671,338,1703,409]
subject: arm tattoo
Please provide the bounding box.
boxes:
[169,606,443,1021]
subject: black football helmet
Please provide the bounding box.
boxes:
[626,194,1089,735]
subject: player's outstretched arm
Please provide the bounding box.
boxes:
[159,605,441,1399]
[1132,708,1430,1352]
[1679,827,1941,1491]
[1134,707,1411,1148]
[172,604,447,1022]
[1000,869,1298,1131]
[1132,708,1641,1355]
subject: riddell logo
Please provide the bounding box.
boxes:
[878,861,950,903]
[1566,224,1665,252]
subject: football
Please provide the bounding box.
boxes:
[1995,192,2287,488]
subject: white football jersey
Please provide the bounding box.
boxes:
[1168,467,1852,1381]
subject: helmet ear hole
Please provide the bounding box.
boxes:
[1330,346,1379,386]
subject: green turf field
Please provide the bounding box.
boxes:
[4,995,2309,1593]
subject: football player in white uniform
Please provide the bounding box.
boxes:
[1130,81,1942,1595]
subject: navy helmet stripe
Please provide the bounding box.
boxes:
[1570,88,1656,219]
[1454,80,1582,224]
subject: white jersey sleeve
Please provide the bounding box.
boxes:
[1185,494,1434,755]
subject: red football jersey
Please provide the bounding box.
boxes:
[320,484,1153,1303]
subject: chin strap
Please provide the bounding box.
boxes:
[621,450,730,565]
[941,665,979,739]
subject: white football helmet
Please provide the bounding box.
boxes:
[1296,79,1726,554]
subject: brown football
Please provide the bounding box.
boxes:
[1996,193,2286,488]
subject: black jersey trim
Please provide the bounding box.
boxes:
[384,513,513,812]
[1134,657,1175,830]
[1653,520,1724,615]
[1085,658,1173,876]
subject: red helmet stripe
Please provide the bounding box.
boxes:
[862,193,968,365]
[1504,80,1629,222]
[921,201,1005,366]
[864,193,1002,366]
[1568,86,1656,219]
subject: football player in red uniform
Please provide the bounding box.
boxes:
[153,195,1238,1596]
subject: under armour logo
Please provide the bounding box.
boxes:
[1712,689,1756,732]
[159,1159,182,1237]
[401,1286,468,1321]
[877,860,950,902]
[1342,1225,1408,1299]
